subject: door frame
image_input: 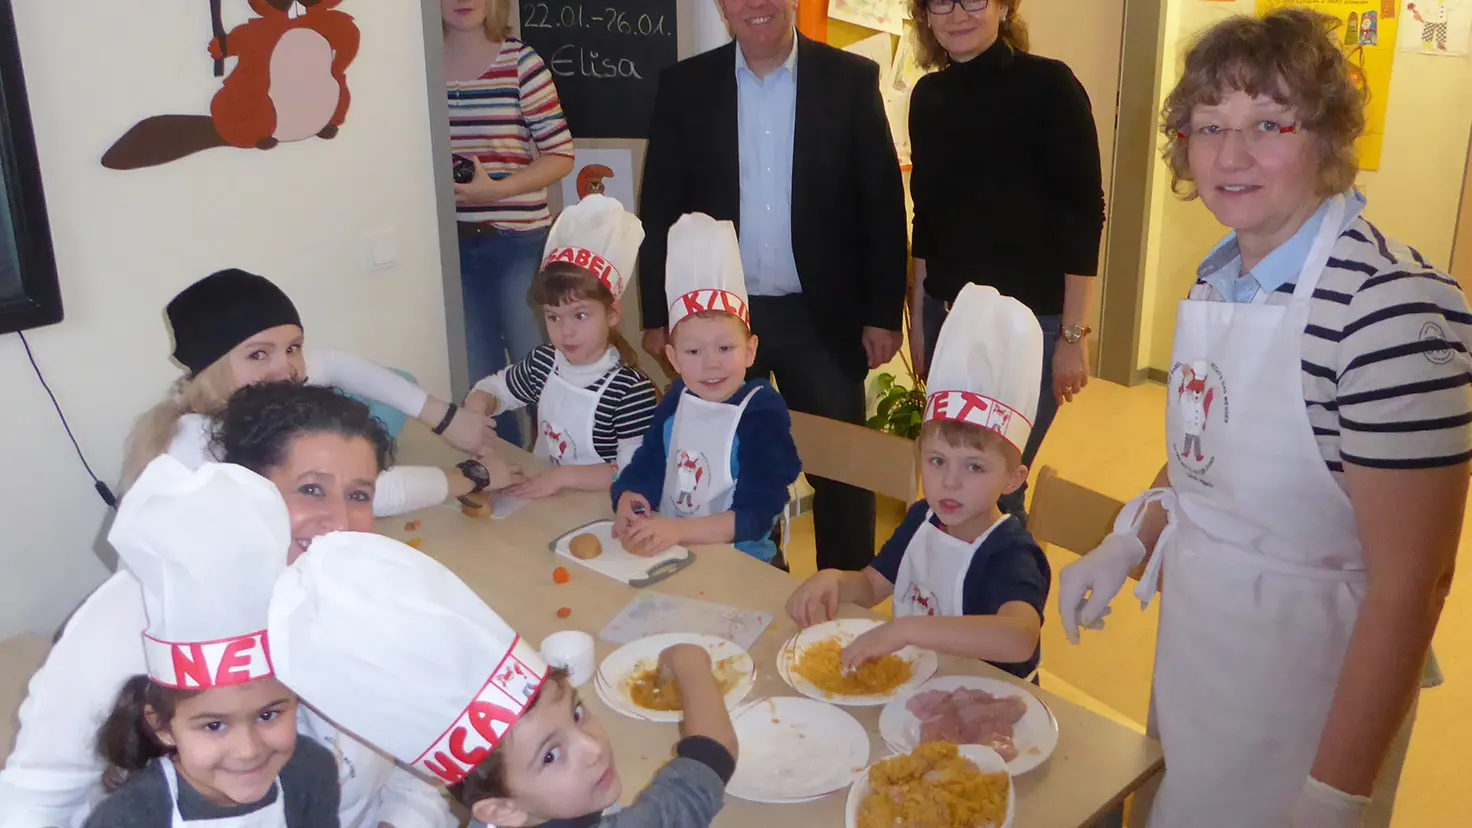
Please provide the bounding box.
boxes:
[1097,0,1169,387]
[1450,121,1472,292]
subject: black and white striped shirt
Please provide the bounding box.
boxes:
[1191,216,1472,483]
[475,345,657,465]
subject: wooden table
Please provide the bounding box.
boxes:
[390,428,1163,827]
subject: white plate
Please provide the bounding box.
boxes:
[727,697,871,803]
[878,675,1059,775]
[592,669,655,722]
[777,619,938,706]
[845,744,1015,828]
[597,634,754,722]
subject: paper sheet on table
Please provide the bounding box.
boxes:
[600,592,772,651]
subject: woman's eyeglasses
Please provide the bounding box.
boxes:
[927,0,990,14]
[1177,120,1300,149]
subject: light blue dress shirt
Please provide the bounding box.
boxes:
[735,36,801,297]
[1198,190,1367,303]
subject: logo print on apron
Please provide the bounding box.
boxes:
[671,450,709,515]
[540,421,577,466]
[1169,360,1230,486]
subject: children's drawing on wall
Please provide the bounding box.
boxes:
[881,22,935,166]
[1400,1,1470,55]
[102,1,360,171]
[828,0,909,36]
[560,148,636,214]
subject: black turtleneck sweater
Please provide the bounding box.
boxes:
[908,40,1106,316]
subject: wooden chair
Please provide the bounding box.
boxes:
[1028,465,1156,729]
[787,411,919,504]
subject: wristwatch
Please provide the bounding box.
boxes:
[1059,324,1092,345]
[456,459,490,496]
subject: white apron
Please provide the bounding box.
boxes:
[894,512,1009,618]
[660,387,761,518]
[161,760,287,828]
[1137,196,1367,827]
[536,367,617,467]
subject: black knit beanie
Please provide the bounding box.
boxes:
[166,269,302,376]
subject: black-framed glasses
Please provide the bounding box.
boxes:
[927,0,990,14]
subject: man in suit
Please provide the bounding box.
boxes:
[637,0,908,572]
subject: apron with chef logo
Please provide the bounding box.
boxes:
[894,512,1009,619]
[659,386,760,518]
[161,760,287,828]
[1134,195,1366,827]
[535,365,618,467]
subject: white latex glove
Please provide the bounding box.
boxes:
[1057,532,1147,645]
[1288,776,1368,828]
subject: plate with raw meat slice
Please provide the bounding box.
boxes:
[878,675,1059,775]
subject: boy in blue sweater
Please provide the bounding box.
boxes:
[787,285,1052,679]
[613,213,801,563]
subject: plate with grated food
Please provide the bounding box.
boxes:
[596,633,754,722]
[845,742,1015,828]
[879,675,1059,775]
[776,618,937,706]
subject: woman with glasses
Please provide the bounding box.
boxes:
[905,0,1105,525]
[1058,10,1468,827]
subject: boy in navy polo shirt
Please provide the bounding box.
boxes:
[786,284,1050,679]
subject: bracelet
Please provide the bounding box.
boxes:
[456,459,490,495]
[432,402,458,435]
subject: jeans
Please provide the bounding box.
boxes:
[924,294,1060,525]
[748,295,876,571]
[459,226,548,446]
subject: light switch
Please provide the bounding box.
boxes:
[368,230,398,269]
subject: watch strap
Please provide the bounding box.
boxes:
[432,402,458,435]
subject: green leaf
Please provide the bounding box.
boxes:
[877,394,898,419]
[875,373,895,392]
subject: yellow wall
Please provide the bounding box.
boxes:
[1139,0,1472,373]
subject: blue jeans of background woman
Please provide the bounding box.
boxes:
[458,225,548,446]
[924,294,1060,525]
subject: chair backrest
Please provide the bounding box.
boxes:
[1028,465,1125,557]
[788,411,918,503]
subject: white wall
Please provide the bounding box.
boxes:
[1140,0,1472,372]
[0,1,450,639]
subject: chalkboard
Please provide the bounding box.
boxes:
[518,1,678,140]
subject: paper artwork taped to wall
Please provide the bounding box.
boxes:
[102,1,360,171]
[1399,1,1471,55]
[829,0,909,36]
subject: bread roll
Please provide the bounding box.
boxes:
[569,533,602,560]
[460,495,492,519]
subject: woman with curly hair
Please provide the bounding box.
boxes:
[904,0,1106,524]
[1057,9,1469,827]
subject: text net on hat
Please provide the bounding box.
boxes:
[269,534,549,785]
[107,455,291,690]
[541,193,645,299]
[924,283,1044,454]
[664,212,749,330]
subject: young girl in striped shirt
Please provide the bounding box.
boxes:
[467,196,658,497]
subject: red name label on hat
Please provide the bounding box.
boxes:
[143,632,273,690]
[415,636,548,785]
[924,390,1032,454]
[671,290,749,326]
[545,246,622,295]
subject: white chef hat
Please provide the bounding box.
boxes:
[923,284,1043,455]
[542,194,645,299]
[107,455,290,690]
[268,532,548,786]
[664,212,749,331]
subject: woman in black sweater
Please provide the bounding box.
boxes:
[906,0,1106,523]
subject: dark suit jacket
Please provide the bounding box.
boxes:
[637,35,908,379]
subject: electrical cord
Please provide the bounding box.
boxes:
[17,331,118,509]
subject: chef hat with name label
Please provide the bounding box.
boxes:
[269,532,548,786]
[107,455,290,690]
[542,194,646,299]
[665,212,750,331]
[923,284,1044,456]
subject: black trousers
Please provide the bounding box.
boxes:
[748,296,877,571]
